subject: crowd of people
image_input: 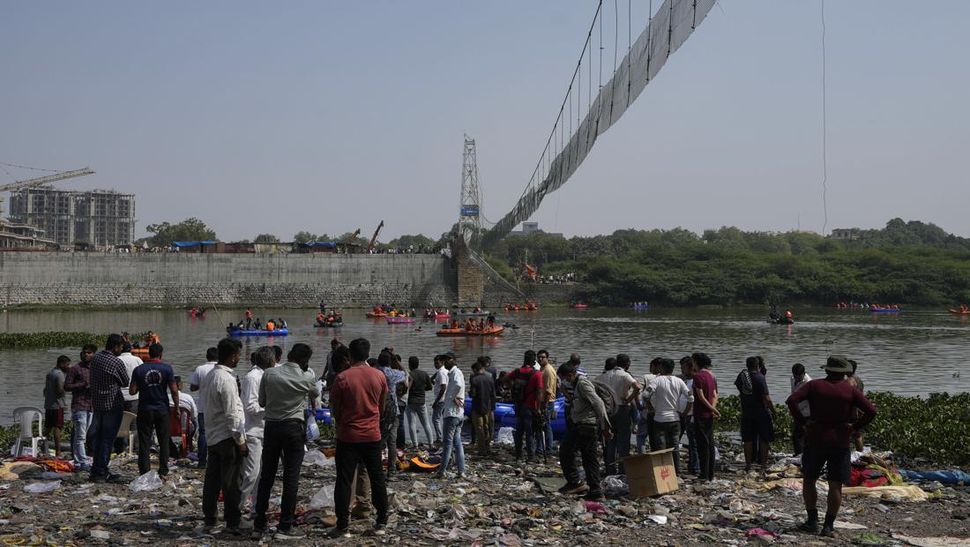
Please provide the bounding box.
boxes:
[40,331,878,540]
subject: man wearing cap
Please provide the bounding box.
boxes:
[556,360,612,499]
[786,356,877,538]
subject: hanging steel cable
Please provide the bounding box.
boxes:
[481,0,717,249]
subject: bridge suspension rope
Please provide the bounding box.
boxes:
[481,0,718,249]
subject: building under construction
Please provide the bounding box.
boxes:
[9,188,136,248]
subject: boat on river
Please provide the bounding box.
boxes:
[436,326,504,337]
[870,306,901,313]
[227,327,289,337]
[315,319,343,328]
[386,316,416,325]
[948,308,970,316]
[570,303,589,310]
[131,347,150,358]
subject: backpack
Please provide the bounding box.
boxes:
[592,379,617,418]
[510,368,532,406]
[380,392,397,433]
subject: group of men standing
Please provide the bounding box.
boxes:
[188,338,320,540]
[45,334,878,540]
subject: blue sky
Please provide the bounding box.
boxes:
[2,1,968,241]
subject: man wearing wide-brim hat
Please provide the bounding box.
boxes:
[786,355,877,539]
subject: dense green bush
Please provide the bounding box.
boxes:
[487,219,970,305]
[715,395,793,444]
[715,392,970,466]
[0,332,107,350]
[865,392,970,467]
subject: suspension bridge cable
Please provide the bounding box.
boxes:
[515,1,604,203]
[613,0,619,75]
[820,0,829,234]
[599,6,603,89]
[627,0,632,107]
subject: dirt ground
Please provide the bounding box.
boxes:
[1,440,968,546]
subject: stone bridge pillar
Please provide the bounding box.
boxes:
[454,239,483,307]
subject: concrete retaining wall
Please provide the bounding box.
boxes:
[0,252,457,308]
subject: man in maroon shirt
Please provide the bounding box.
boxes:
[505,351,544,462]
[787,356,877,538]
[330,338,390,538]
[691,352,719,481]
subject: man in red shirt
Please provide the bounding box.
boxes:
[505,350,544,462]
[787,356,877,538]
[330,338,390,537]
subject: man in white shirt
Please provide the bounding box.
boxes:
[437,354,466,478]
[596,355,641,474]
[636,359,661,453]
[118,344,143,412]
[201,339,248,535]
[190,347,218,468]
[647,358,693,476]
[117,343,144,452]
[169,376,199,452]
[431,355,449,444]
[239,347,274,513]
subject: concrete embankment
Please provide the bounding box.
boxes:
[0,252,456,308]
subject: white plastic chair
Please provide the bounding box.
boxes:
[11,407,45,457]
[117,411,137,456]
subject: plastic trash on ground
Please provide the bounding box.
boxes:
[23,480,60,493]
[303,449,334,468]
[646,514,668,525]
[129,470,164,493]
[601,474,629,497]
[309,483,335,509]
[496,427,515,446]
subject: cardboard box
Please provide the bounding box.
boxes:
[624,448,678,497]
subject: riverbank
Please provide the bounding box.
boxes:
[0,439,966,546]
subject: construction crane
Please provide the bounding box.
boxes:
[339,229,361,245]
[0,167,95,218]
[367,220,384,252]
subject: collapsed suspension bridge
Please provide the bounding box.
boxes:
[455,0,717,303]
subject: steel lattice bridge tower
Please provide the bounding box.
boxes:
[459,135,482,247]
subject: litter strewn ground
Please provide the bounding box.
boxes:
[1,438,968,545]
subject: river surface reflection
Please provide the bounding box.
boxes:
[1,307,967,423]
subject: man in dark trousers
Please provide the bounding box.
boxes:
[89,334,129,483]
[330,338,390,538]
[469,359,496,456]
[787,356,877,538]
[691,352,719,482]
[404,356,434,447]
[505,350,544,462]
[252,344,318,540]
[556,361,612,500]
[201,338,247,535]
[129,343,178,477]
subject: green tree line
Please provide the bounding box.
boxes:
[486,219,970,306]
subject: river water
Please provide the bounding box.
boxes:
[2,307,968,423]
